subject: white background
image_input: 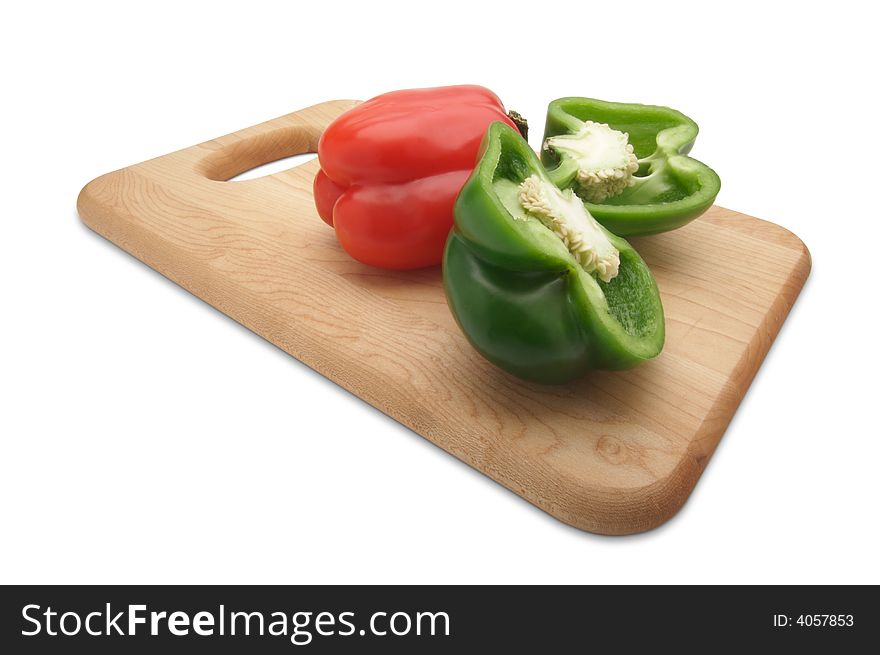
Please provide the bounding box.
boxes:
[2,0,878,584]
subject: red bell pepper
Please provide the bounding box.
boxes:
[314,85,525,269]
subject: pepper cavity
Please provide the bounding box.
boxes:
[518,174,620,283]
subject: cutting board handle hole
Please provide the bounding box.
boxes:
[197,126,320,182]
[225,152,317,182]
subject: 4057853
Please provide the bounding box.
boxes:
[773,614,854,627]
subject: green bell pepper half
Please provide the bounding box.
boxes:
[542,97,721,236]
[443,122,665,384]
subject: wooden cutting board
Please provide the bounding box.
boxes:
[77,100,810,535]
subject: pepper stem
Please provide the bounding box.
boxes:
[507,110,529,142]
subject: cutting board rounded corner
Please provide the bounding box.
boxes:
[547,457,703,536]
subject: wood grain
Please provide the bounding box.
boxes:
[77,100,811,534]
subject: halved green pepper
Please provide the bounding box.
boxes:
[542,97,721,236]
[443,122,665,384]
